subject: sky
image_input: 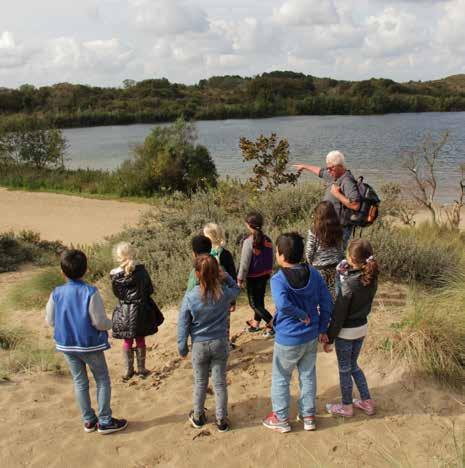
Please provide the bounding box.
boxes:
[1,0,465,88]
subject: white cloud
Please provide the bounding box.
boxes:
[272,0,339,26]
[437,0,465,54]
[0,31,36,68]
[47,37,133,72]
[129,0,208,35]
[363,7,429,58]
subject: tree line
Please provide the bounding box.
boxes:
[1,72,465,130]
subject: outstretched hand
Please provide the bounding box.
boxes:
[292,164,305,173]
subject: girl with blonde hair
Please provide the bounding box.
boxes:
[111,242,163,380]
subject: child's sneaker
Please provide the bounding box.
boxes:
[325,403,353,418]
[296,415,316,431]
[353,399,376,416]
[262,412,291,433]
[189,411,207,429]
[83,419,98,433]
[216,418,231,433]
[97,418,128,434]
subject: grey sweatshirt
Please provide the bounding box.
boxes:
[45,290,112,331]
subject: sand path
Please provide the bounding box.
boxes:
[0,188,149,245]
[0,271,464,468]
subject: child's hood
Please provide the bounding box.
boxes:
[275,264,315,294]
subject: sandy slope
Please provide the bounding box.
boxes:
[0,271,464,468]
[0,188,149,245]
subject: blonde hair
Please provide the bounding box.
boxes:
[203,223,225,249]
[113,242,137,276]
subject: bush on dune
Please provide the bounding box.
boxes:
[0,230,64,273]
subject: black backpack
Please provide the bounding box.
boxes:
[349,176,381,227]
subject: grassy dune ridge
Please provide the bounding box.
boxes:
[0,181,464,386]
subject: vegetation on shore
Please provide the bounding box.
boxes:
[2,72,465,131]
[0,119,217,197]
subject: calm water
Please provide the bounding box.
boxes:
[63,113,465,202]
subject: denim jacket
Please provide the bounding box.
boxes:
[177,274,240,356]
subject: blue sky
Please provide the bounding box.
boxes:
[1,0,464,88]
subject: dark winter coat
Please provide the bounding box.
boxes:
[327,269,377,344]
[111,264,163,339]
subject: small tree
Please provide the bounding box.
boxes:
[380,182,416,226]
[444,163,465,229]
[118,118,218,196]
[0,125,67,171]
[239,133,300,191]
[403,131,449,225]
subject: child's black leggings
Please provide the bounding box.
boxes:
[246,275,273,325]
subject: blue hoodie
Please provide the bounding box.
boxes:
[271,265,333,346]
[177,274,241,356]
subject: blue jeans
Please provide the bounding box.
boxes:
[335,337,371,405]
[192,338,229,420]
[63,351,112,425]
[271,339,318,421]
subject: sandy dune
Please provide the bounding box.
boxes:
[0,188,149,245]
[0,270,463,468]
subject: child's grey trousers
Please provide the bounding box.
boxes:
[191,337,229,420]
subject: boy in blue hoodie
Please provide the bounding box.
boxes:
[46,249,127,434]
[262,233,332,433]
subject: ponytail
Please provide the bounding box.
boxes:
[348,239,379,286]
[194,255,223,302]
[360,256,379,287]
[246,211,264,248]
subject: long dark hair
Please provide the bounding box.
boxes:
[312,201,343,248]
[348,239,379,286]
[194,255,223,302]
[246,211,264,248]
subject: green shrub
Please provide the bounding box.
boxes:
[0,231,64,273]
[86,181,324,306]
[366,222,461,287]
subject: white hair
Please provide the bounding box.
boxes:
[326,150,346,167]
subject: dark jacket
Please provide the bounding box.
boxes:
[111,264,163,339]
[327,269,377,344]
[218,248,237,282]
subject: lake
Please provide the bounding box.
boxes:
[63,113,465,203]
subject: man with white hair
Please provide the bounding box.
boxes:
[293,151,361,247]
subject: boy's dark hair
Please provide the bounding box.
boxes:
[60,249,87,280]
[276,232,304,264]
[191,235,212,256]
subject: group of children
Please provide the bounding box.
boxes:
[46,202,379,435]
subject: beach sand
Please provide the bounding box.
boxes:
[0,188,149,245]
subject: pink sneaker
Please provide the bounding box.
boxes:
[262,412,291,433]
[353,399,376,416]
[325,403,353,418]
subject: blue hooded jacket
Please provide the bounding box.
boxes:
[271,265,333,346]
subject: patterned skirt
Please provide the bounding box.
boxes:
[315,264,338,301]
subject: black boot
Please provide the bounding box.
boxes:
[122,348,135,381]
[135,347,150,377]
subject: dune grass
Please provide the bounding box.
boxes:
[388,273,465,388]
